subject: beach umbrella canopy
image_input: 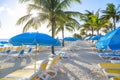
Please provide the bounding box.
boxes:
[89,35,102,40]
[96,27,120,50]
[84,36,91,40]
[9,32,61,46]
[84,36,94,40]
[0,41,9,44]
[63,37,80,41]
[85,35,102,40]
[0,41,9,47]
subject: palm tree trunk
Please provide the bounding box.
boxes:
[91,28,94,36]
[113,18,116,30]
[62,27,64,47]
[51,17,55,54]
[97,29,99,35]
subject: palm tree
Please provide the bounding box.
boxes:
[54,12,81,46]
[80,10,96,36]
[80,9,112,36]
[73,33,81,38]
[90,9,111,35]
[101,3,120,29]
[17,0,81,54]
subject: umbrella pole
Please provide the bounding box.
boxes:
[34,44,37,72]
[51,46,55,54]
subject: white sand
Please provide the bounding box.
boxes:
[50,41,106,80]
[0,49,51,77]
[0,41,106,80]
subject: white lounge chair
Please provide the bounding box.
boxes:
[110,77,120,80]
[103,68,120,80]
[111,60,120,63]
[45,53,61,79]
[98,63,120,69]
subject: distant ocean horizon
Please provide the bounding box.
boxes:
[0,39,9,41]
[0,39,9,47]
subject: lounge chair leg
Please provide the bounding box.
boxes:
[106,75,111,80]
[38,74,49,80]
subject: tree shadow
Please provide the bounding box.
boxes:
[61,57,105,80]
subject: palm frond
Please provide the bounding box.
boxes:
[22,17,40,32]
[22,18,34,32]
[95,9,100,17]
[58,0,71,9]
[65,11,82,17]
[19,0,30,3]
[16,14,32,25]
[68,17,80,28]
[27,4,42,13]
[55,25,63,35]
[46,22,51,28]
[31,0,46,6]
[65,25,75,32]
[37,12,49,23]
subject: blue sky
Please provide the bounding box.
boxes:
[70,0,119,12]
[0,0,119,39]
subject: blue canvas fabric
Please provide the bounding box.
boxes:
[99,53,120,57]
[84,35,102,40]
[9,32,61,46]
[84,36,90,40]
[0,41,9,44]
[86,36,93,40]
[63,37,80,41]
[90,35,102,40]
[96,27,120,50]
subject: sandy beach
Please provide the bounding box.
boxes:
[0,40,106,80]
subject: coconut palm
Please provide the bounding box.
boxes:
[17,0,81,54]
[73,33,81,38]
[90,9,111,35]
[101,3,120,29]
[54,12,81,46]
[80,9,111,37]
[80,10,96,36]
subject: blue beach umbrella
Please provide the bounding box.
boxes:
[84,36,91,40]
[90,35,102,40]
[0,41,9,47]
[96,27,120,50]
[63,37,80,41]
[84,36,94,40]
[0,41,9,44]
[85,35,102,40]
[9,32,61,46]
[9,32,61,72]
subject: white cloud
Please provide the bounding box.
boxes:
[0,3,27,39]
[0,6,15,16]
[0,1,72,39]
[6,7,15,16]
[0,6,5,14]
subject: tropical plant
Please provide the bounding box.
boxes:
[17,0,81,54]
[90,9,111,35]
[54,12,81,46]
[101,3,120,29]
[80,9,112,36]
[80,10,96,36]
[73,33,81,38]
